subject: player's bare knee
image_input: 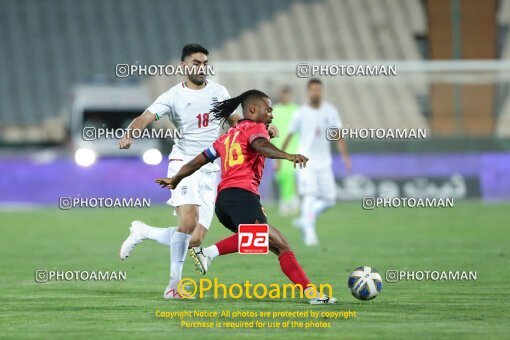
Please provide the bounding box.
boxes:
[176,205,199,234]
[177,216,198,234]
[180,222,197,234]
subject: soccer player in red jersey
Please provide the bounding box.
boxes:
[156,90,336,304]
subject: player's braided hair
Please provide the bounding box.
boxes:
[211,89,269,125]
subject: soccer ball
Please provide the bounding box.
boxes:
[348,266,383,300]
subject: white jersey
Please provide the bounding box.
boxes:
[146,80,232,171]
[288,102,342,169]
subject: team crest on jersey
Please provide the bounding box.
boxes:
[181,186,188,196]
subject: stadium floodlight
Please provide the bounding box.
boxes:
[74,148,97,167]
[142,149,163,165]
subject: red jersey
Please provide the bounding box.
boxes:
[202,119,270,196]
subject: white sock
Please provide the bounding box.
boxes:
[312,198,334,217]
[202,245,219,259]
[301,195,316,231]
[169,231,191,287]
[145,226,176,246]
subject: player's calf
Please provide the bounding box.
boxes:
[268,226,292,256]
[269,226,337,304]
[189,224,208,248]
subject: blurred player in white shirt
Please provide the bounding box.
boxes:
[117,44,240,299]
[282,79,351,246]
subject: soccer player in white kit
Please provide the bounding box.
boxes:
[282,79,351,246]
[117,44,241,299]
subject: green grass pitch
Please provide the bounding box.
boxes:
[1,202,509,339]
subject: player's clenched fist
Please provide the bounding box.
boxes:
[119,136,132,149]
[267,124,279,138]
[155,177,179,190]
[287,154,308,168]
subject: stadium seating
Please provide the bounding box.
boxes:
[4,0,510,136]
[195,0,429,130]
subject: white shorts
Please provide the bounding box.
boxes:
[297,166,337,201]
[166,160,218,230]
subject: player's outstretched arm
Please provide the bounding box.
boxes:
[155,153,209,189]
[251,138,308,168]
[119,110,156,149]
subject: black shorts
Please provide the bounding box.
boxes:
[215,188,268,232]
